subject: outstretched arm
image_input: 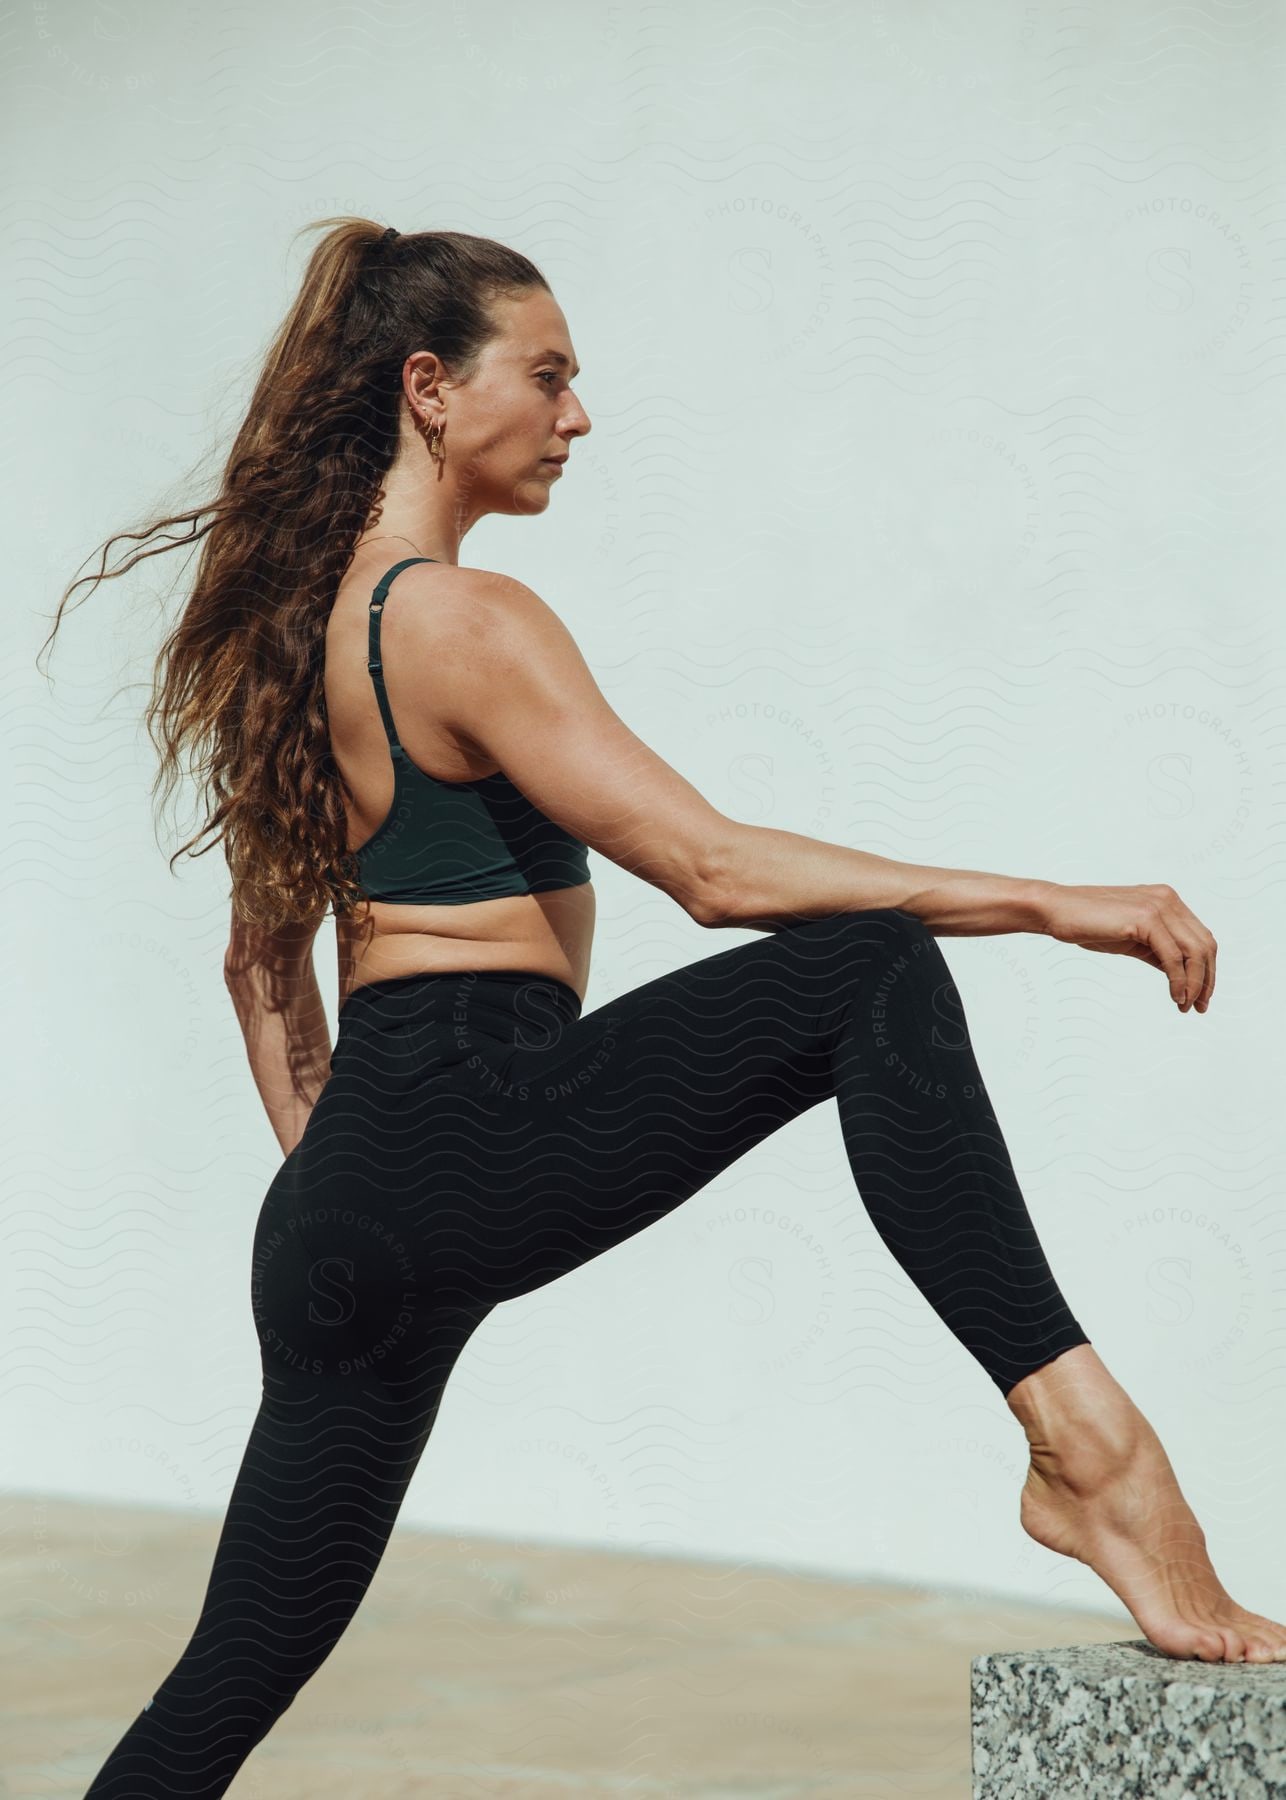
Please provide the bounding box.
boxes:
[701,829,1052,936]
[427,572,1050,938]
[420,567,1214,994]
[224,908,331,1156]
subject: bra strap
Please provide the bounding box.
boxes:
[367,556,438,751]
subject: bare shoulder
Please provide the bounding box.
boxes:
[442,565,564,628]
[390,563,729,923]
[406,564,577,662]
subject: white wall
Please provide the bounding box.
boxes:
[8,0,1284,1636]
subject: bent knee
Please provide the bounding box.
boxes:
[763,909,940,991]
[785,907,932,947]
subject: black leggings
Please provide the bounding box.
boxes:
[85,908,1089,1795]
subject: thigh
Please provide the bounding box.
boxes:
[256,1122,494,1392]
[439,910,910,1303]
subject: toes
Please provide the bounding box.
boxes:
[1216,1628,1248,1662]
[1183,1629,1230,1662]
[1224,1612,1286,1662]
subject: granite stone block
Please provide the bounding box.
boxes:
[972,1640,1286,1799]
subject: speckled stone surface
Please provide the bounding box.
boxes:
[972,1640,1286,1799]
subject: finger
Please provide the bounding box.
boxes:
[1165,895,1218,1011]
[1146,915,1191,1008]
[1163,913,1212,1013]
[1181,943,1210,1015]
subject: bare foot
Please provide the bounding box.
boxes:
[1007,1345,1286,1665]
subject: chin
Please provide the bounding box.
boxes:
[507,477,554,514]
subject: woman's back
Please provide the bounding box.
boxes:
[324,543,598,1003]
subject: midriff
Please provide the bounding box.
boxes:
[336,881,595,1009]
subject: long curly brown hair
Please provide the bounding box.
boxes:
[37,215,549,935]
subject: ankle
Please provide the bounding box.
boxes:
[1007,1344,1118,1416]
[1007,1346,1142,1454]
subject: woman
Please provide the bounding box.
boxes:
[52,217,1281,1796]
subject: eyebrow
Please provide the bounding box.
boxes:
[533,349,582,380]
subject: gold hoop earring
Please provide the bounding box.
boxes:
[417,416,446,464]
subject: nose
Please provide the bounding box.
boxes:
[560,392,592,440]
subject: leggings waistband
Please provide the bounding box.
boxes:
[337,968,583,1033]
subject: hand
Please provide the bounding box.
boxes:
[1034,882,1217,1014]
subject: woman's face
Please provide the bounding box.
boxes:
[431,286,591,520]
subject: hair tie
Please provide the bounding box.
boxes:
[379,226,399,251]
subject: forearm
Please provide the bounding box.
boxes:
[705,822,1054,937]
[225,962,333,1156]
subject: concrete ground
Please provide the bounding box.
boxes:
[5,1492,1132,1797]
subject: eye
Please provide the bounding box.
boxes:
[536,370,560,386]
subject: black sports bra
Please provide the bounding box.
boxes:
[349,557,591,905]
